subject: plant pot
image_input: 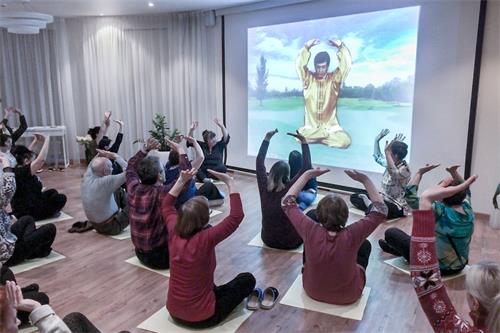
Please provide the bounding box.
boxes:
[148,150,170,167]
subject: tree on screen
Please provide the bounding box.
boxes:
[256,55,269,106]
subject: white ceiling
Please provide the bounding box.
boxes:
[0,0,266,17]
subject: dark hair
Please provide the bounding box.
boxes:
[12,145,35,166]
[316,194,349,232]
[442,181,468,206]
[314,51,330,67]
[97,136,112,150]
[267,161,290,192]
[175,196,210,238]
[288,150,302,179]
[137,156,162,185]
[168,150,180,166]
[87,126,101,140]
[391,141,408,161]
[202,130,216,143]
[0,134,11,147]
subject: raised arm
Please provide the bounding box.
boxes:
[296,39,318,87]
[214,118,229,143]
[344,170,388,244]
[204,169,244,246]
[446,165,465,184]
[126,138,160,193]
[256,129,278,190]
[185,136,204,170]
[108,119,124,153]
[9,108,27,144]
[286,168,329,201]
[186,121,198,147]
[330,39,352,83]
[410,175,478,332]
[373,129,389,167]
[405,164,440,210]
[384,135,410,183]
[95,150,127,190]
[30,134,49,175]
[287,131,311,184]
[96,112,111,145]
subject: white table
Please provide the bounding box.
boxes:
[22,126,69,168]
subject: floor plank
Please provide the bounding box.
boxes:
[13,166,500,333]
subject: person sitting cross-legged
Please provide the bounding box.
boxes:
[126,138,190,270]
[282,168,388,305]
[80,149,129,235]
[161,168,255,329]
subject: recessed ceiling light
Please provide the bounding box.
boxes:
[99,13,104,16]
[148,2,154,7]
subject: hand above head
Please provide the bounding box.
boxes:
[344,169,369,184]
[264,128,278,141]
[179,168,197,184]
[33,133,46,142]
[5,280,42,313]
[183,135,196,145]
[287,130,307,144]
[103,111,112,127]
[305,38,320,50]
[384,138,396,154]
[394,133,406,142]
[165,137,183,152]
[207,169,234,185]
[213,118,223,126]
[190,121,199,131]
[445,164,460,174]
[96,149,118,160]
[420,174,478,210]
[328,38,342,48]
[375,129,390,141]
[417,163,440,175]
[305,167,330,178]
[145,138,160,151]
[113,119,124,128]
[13,107,22,115]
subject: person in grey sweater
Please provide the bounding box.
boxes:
[80,149,128,235]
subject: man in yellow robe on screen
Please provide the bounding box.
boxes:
[296,38,352,148]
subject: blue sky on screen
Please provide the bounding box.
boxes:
[248,6,420,91]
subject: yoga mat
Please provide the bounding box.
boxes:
[384,257,470,281]
[125,256,170,277]
[280,275,371,321]
[18,326,38,333]
[35,212,73,226]
[247,233,303,254]
[138,304,251,333]
[11,251,65,275]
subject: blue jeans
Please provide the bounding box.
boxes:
[297,191,317,210]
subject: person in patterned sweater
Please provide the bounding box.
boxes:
[410,174,500,332]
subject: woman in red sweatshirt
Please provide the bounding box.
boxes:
[161,168,255,329]
[411,175,500,332]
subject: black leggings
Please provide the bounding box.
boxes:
[135,247,169,270]
[381,227,466,276]
[5,216,56,267]
[196,164,227,183]
[303,210,372,270]
[17,189,67,221]
[350,193,405,219]
[172,273,256,329]
[63,312,101,333]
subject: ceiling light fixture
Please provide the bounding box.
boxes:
[0,0,53,34]
[148,2,155,8]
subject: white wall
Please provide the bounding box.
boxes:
[471,1,500,214]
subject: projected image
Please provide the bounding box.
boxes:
[248,6,420,172]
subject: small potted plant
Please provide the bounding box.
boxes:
[135,113,180,165]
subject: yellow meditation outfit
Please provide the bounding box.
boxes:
[296,43,352,148]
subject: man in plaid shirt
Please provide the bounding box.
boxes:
[126,138,191,269]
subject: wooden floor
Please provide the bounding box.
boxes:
[14,166,500,333]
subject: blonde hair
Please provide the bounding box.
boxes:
[465,261,500,331]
